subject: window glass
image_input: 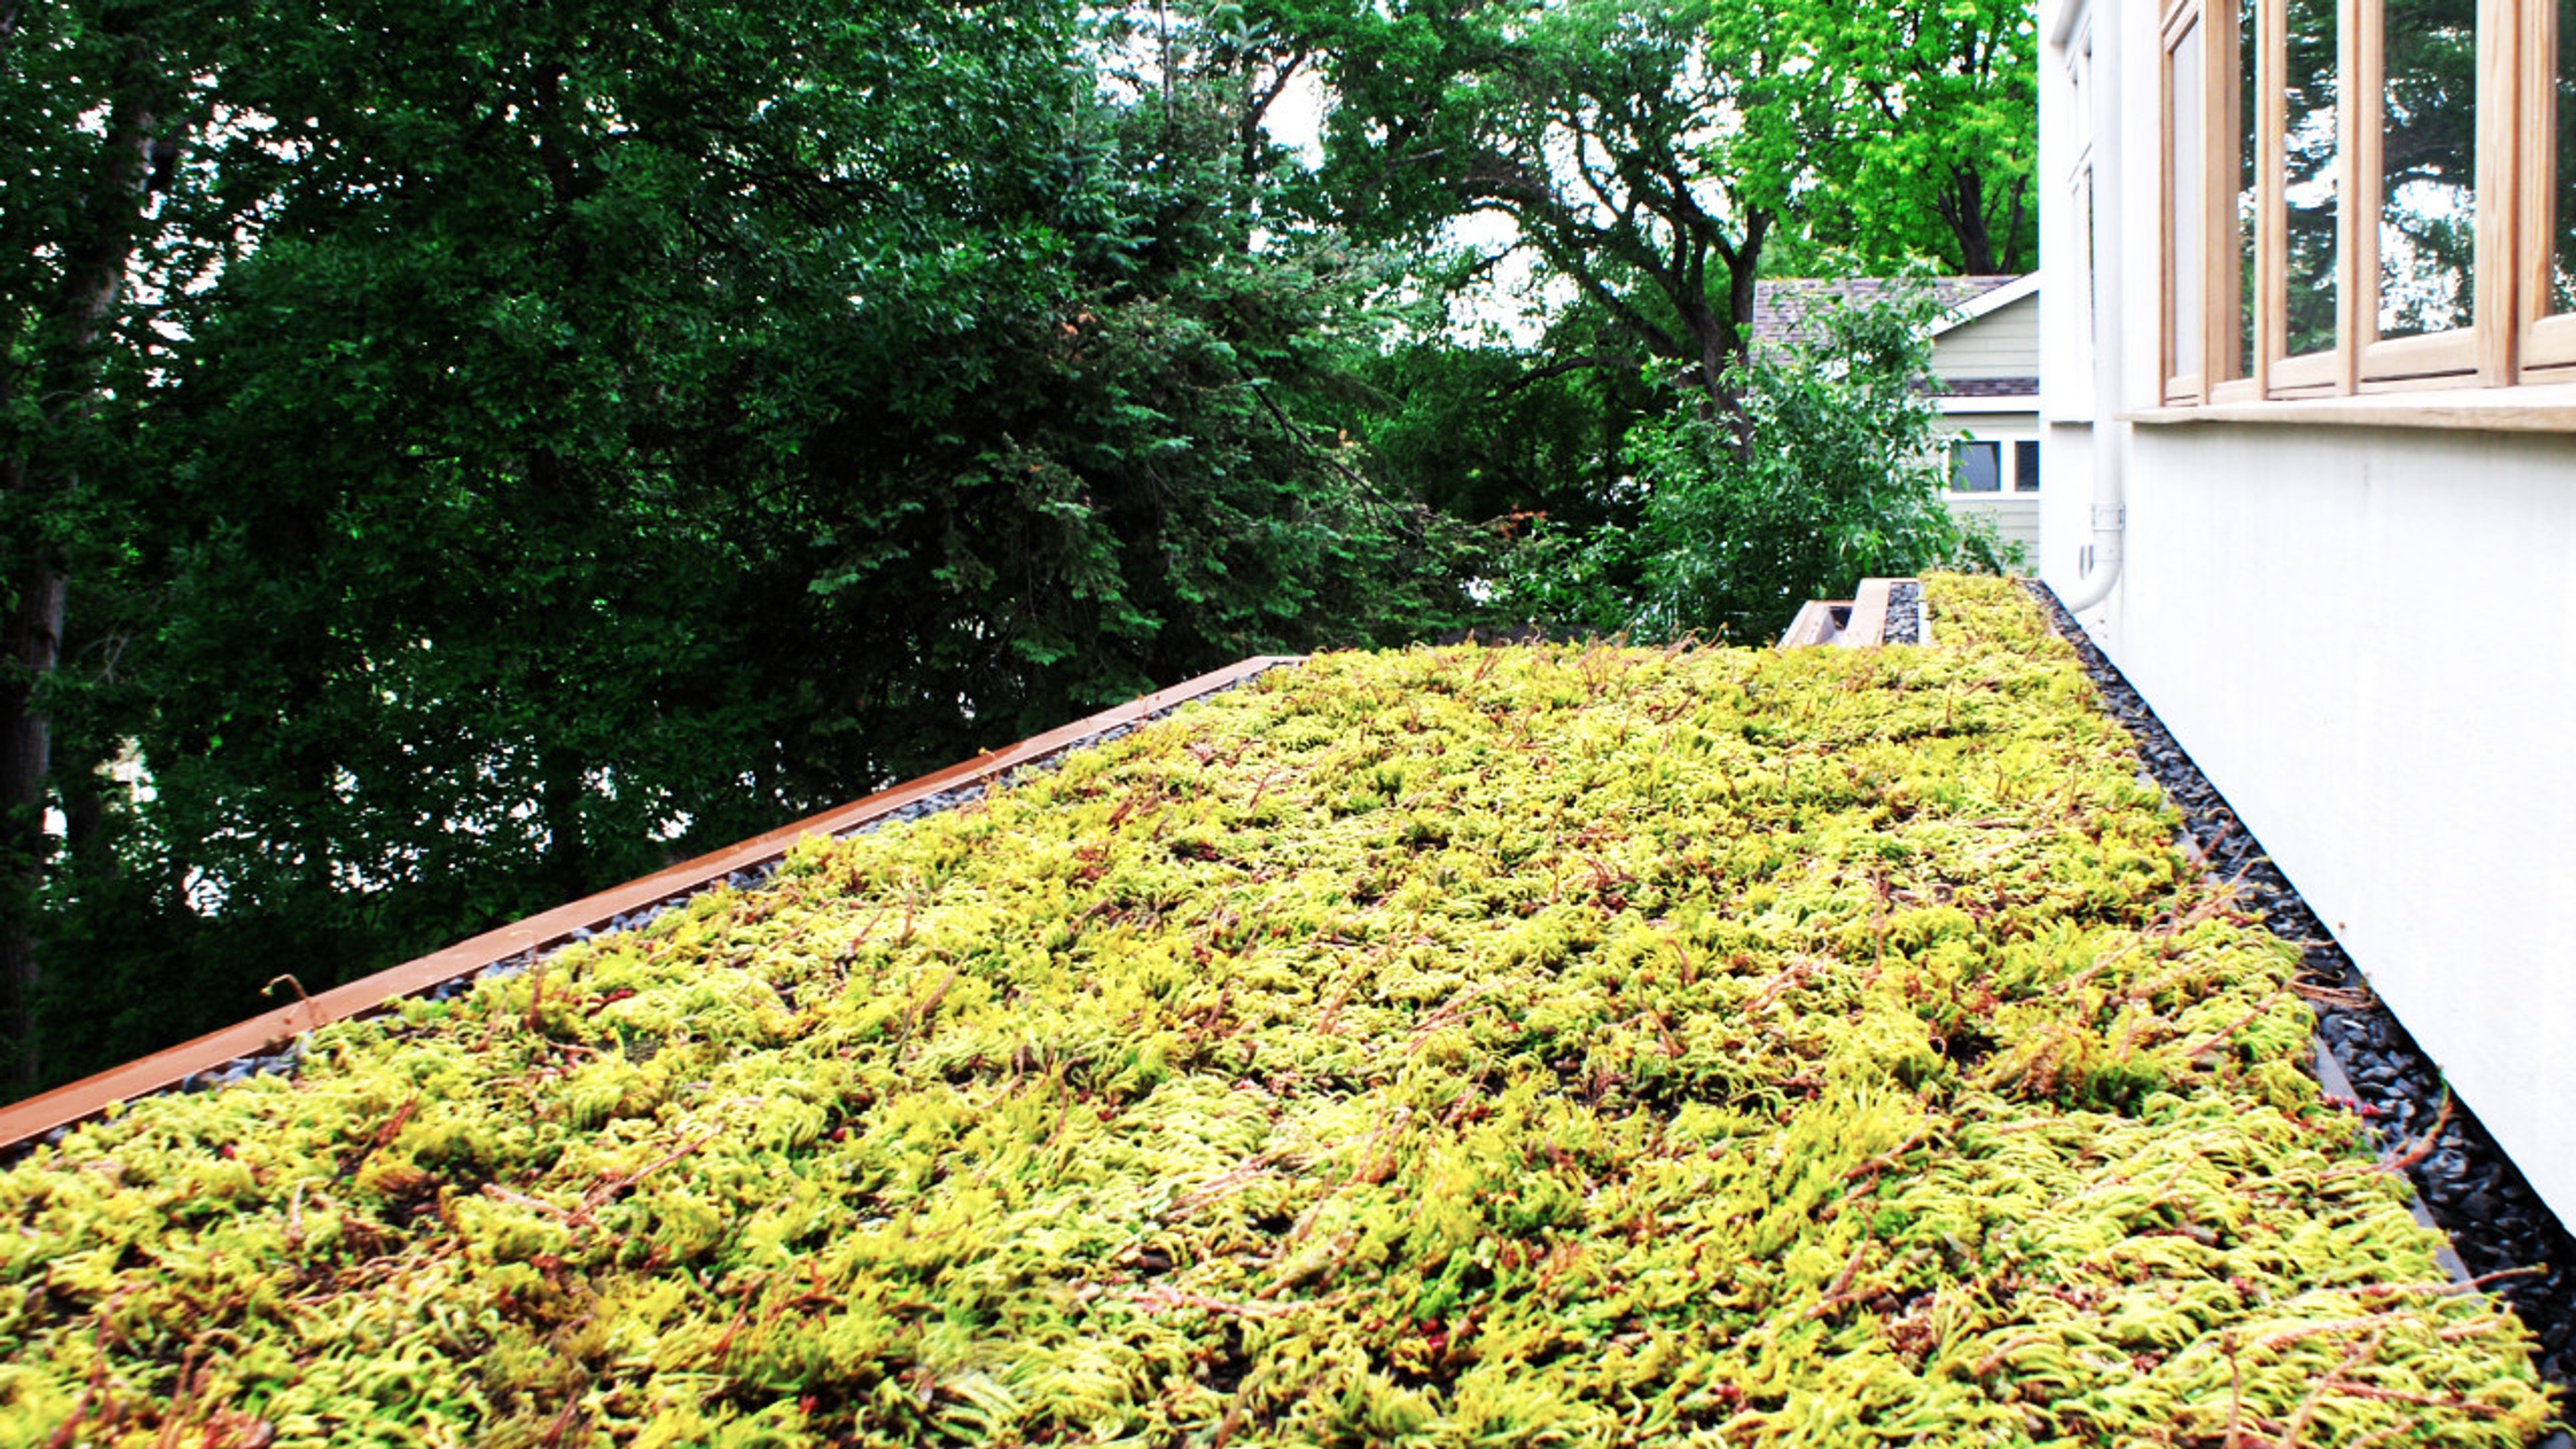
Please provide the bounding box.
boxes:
[2171,19,2206,378]
[2378,0,2479,338]
[2014,439,2041,492]
[2283,0,2339,354]
[2555,0,2576,314]
[2237,0,2259,376]
[1949,441,2002,492]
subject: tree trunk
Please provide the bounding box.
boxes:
[0,40,166,1087]
[1947,166,1999,275]
[540,743,593,907]
[1701,211,1769,449]
[0,557,66,1085]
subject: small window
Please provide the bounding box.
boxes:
[2351,0,2486,382]
[2375,0,2478,339]
[2520,0,2576,368]
[2549,0,2576,318]
[2279,0,2341,372]
[2015,439,2041,492]
[2168,9,2209,397]
[2231,0,2259,384]
[1949,440,2003,492]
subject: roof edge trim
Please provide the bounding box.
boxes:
[0,655,1305,1151]
[1926,273,2042,337]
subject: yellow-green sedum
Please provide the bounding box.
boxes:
[0,576,2553,1446]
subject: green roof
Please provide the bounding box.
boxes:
[0,577,2549,1446]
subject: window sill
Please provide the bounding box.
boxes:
[2121,382,2576,433]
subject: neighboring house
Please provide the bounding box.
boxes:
[1754,274,2044,561]
[2039,0,2576,1222]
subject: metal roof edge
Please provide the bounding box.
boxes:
[1926,272,2042,337]
[0,654,1306,1151]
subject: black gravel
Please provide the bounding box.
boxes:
[1883,580,1925,645]
[9,663,1296,1159]
[2024,578,2576,1400]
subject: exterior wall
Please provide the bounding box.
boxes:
[1943,494,2041,561]
[2114,426,2576,1217]
[2040,0,2576,1221]
[1930,294,2042,380]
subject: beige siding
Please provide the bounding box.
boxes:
[1931,409,2041,570]
[1929,294,2041,380]
[1943,494,2040,568]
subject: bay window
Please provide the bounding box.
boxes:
[2165,0,2573,400]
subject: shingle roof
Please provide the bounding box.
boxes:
[1751,275,2026,353]
[1937,376,2039,398]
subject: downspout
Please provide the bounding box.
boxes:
[2057,470,2127,612]
[2052,0,2126,616]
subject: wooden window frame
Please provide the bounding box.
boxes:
[2165,0,2213,402]
[2354,0,2493,386]
[2164,0,2573,406]
[2213,0,2262,403]
[2521,0,2576,370]
[2263,0,2355,392]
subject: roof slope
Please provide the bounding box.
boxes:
[0,578,2549,1447]
[1751,275,2029,354]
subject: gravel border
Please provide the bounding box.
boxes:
[1883,580,1926,645]
[2023,578,2576,1401]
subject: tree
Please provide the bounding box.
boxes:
[7,0,1479,1093]
[1303,0,1817,411]
[1299,0,2037,417]
[1,0,236,1085]
[1348,292,1661,536]
[1770,0,2040,275]
[1491,288,2012,642]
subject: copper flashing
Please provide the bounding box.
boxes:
[0,655,1305,1151]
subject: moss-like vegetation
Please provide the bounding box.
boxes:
[0,576,2553,1446]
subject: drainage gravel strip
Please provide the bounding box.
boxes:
[1882,580,1925,645]
[14,667,1293,1158]
[2024,578,2576,1401]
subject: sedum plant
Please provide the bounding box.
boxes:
[0,576,2553,1446]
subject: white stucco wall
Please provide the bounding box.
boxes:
[2040,0,2576,1222]
[2112,426,2576,1218]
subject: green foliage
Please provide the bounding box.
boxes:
[1495,290,2014,643]
[1305,0,1805,405]
[1300,0,2039,418]
[0,582,2551,1446]
[7,0,1483,1091]
[2,0,2042,1093]
[1347,327,1658,538]
[1754,0,2040,275]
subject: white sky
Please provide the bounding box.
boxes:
[1260,68,1558,345]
